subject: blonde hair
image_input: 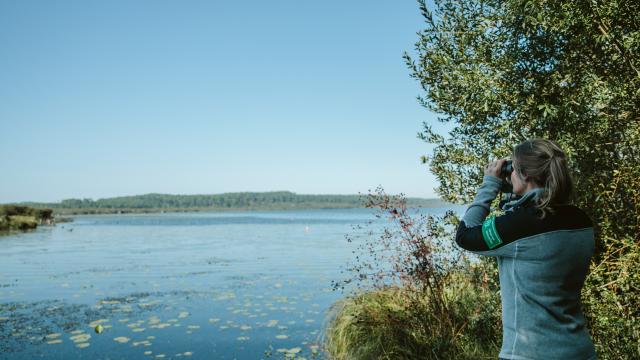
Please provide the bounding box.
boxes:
[512,139,573,218]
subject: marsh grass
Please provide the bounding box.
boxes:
[325,188,501,359]
[323,269,500,360]
[0,205,52,232]
[0,215,38,232]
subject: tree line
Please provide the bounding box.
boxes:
[14,191,449,213]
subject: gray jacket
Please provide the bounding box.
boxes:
[456,176,596,360]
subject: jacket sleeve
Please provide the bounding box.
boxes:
[456,199,594,257]
[455,208,522,257]
[460,175,502,227]
[455,176,505,256]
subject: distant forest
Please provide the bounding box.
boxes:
[18,191,452,214]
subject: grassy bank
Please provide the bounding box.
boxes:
[0,205,53,233]
[0,215,39,231]
[323,269,501,360]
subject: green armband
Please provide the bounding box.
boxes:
[482,216,503,249]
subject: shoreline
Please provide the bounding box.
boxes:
[46,203,461,216]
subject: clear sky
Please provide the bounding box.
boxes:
[0,0,450,203]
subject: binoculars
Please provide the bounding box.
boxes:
[498,159,522,207]
[500,160,513,192]
[501,159,513,177]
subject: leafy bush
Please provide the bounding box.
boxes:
[325,189,501,359]
[402,0,639,357]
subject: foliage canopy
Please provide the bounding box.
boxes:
[404,0,639,357]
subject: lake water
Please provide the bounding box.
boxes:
[0,207,461,359]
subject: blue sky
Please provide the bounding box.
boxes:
[0,0,450,203]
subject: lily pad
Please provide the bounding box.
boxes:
[267,320,278,327]
[178,311,189,319]
[89,319,109,327]
[114,336,130,343]
[70,333,91,343]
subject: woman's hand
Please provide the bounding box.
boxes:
[484,158,507,179]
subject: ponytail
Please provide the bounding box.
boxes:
[513,139,574,219]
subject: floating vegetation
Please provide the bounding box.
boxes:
[113,336,130,343]
[117,305,134,313]
[213,292,236,301]
[70,333,91,343]
[133,340,152,347]
[178,311,189,318]
[139,300,160,308]
[150,323,170,329]
[100,300,120,305]
[89,317,109,328]
[277,347,302,355]
[1,266,330,358]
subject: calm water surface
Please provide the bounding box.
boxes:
[0,208,460,359]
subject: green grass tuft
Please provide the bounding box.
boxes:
[323,271,501,360]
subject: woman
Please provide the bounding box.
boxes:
[455,139,597,360]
